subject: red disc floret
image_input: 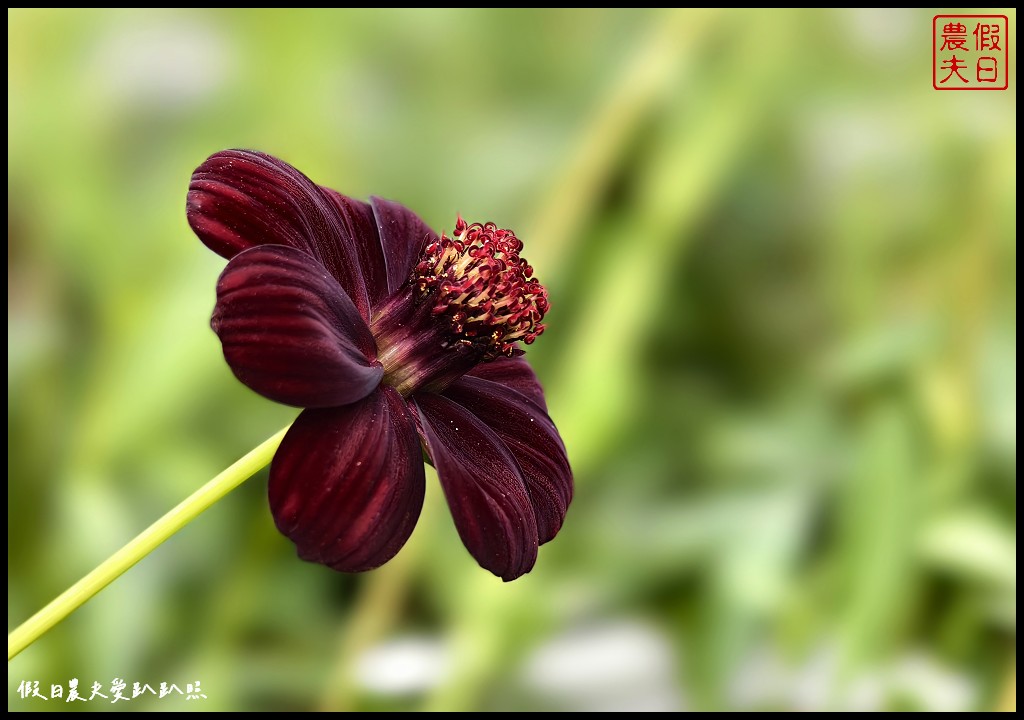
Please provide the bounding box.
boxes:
[414,217,548,359]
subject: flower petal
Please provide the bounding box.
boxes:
[269,387,425,572]
[465,356,548,411]
[370,196,438,296]
[213,244,382,407]
[324,189,389,310]
[442,376,572,545]
[414,393,538,581]
[187,149,375,320]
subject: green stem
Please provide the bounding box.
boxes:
[7,424,290,661]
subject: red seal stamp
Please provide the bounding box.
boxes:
[933,15,1009,90]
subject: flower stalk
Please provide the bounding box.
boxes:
[7,424,290,661]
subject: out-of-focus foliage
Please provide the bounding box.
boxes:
[8,8,1016,712]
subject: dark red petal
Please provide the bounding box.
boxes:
[269,387,424,572]
[465,356,548,411]
[370,196,439,296]
[187,149,373,320]
[323,189,389,310]
[414,393,538,581]
[213,244,382,408]
[442,376,572,545]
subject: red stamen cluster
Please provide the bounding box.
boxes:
[414,217,549,358]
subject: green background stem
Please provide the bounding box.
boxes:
[7,424,290,661]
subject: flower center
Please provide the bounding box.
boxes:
[415,217,548,358]
[371,217,548,396]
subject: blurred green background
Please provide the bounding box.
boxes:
[7,8,1016,712]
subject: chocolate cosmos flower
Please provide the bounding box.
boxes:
[187,150,572,581]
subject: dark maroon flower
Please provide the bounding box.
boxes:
[187,149,572,581]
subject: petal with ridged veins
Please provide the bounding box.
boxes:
[269,387,424,572]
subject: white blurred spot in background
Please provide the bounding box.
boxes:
[840,8,914,55]
[89,14,234,111]
[521,620,686,712]
[355,635,452,696]
[730,641,977,711]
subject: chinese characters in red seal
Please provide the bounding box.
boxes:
[933,15,1009,90]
